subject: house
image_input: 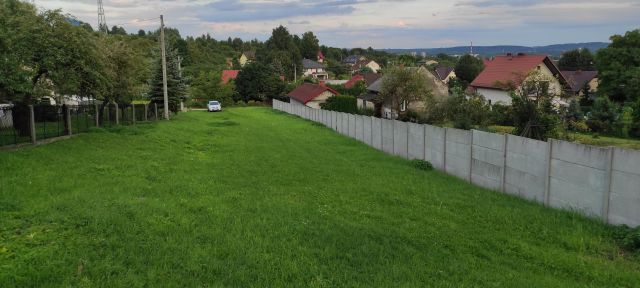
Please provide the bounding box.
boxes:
[287,83,339,109]
[470,53,569,105]
[417,59,439,66]
[343,55,366,65]
[433,66,456,84]
[302,58,329,80]
[344,73,382,89]
[561,70,598,97]
[358,67,448,118]
[239,51,255,67]
[351,59,381,74]
[221,70,240,84]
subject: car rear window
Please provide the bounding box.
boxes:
[209,101,219,105]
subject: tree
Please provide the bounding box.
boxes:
[189,71,234,106]
[596,29,640,103]
[510,71,560,140]
[258,26,302,81]
[454,54,484,88]
[137,29,146,36]
[441,87,491,129]
[300,31,320,60]
[586,96,619,134]
[148,46,186,113]
[110,25,127,35]
[234,62,284,103]
[558,49,594,71]
[379,66,433,119]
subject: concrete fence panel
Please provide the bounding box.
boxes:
[445,128,472,181]
[381,119,394,154]
[348,114,357,138]
[371,117,383,150]
[393,121,409,159]
[504,135,549,202]
[323,110,329,127]
[339,113,348,135]
[608,147,640,227]
[424,125,446,170]
[331,111,338,131]
[363,116,373,146]
[471,130,506,191]
[355,115,365,142]
[549,140,610,218]
[408,123,425,160]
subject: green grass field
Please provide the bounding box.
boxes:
[1,108,639,287]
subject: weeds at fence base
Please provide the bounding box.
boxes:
[613,225,640,255]
[411,159,434,171]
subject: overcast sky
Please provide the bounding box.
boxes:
[35,0,640,49]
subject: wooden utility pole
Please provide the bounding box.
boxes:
[160,15,169,120]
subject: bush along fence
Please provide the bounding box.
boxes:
[273,100,640,228]
[0,103,167,148]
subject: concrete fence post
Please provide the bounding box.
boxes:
[94,104,100,127]
[132,104,136,125]
[468,130,474,182]
[543,139,554,206]
[28,105,36,144]
[65,105,72,136]
[115,104,120,125]
[154,103,158,121]
[442,128,448,171]
[501,134,509,193]
[603,147,615,223]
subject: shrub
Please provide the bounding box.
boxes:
[411,159,434,171]
[613,225,640,253]
[489,104,513,126]
[320,95,358,113]
[586,97,618,134]
[357,107,374,116]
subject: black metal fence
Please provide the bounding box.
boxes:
[0,103,167,147]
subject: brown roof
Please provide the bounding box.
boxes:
[287,83,339,104]
[471,54,567,90]
[561,70,598,92]
[434,66,454,81]
[242,51,256,60]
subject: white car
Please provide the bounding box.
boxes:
[207,101,222,112]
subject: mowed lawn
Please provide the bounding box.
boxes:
[1,108,639,287]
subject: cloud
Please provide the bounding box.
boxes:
[34,0,639,48]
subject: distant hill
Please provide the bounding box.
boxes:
[382,42,610,58]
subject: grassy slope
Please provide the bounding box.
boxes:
[1,108,639,287]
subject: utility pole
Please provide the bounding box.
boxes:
[293,64,297,82]
[160,15,169,120]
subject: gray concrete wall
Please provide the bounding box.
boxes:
[504,135,548,203]
[424,125,446,170]
[381,119,394,154]
[355,115,365,143]
[471,130,506,191]
[272,101,640,228]
[609,147,640,227]
[408,123,425,160]
[348,114,357,138]
[371,117,383,150]
[549,140,610,218]
[445,128,472,181]
[363,116,373,146]
[393,121,409,158]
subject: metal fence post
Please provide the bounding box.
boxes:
[29,105,36,144]
[95,104,100,127]
[115,104,119,125]
[154,103,158,121]
[132,104,136,125]
[65,105,72,136]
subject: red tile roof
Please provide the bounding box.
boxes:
[287,83,339,104]
[221,70,240,84]
[471,54,565,90]
[344,75,364,88]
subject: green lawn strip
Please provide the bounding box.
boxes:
[0,108,638,287]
